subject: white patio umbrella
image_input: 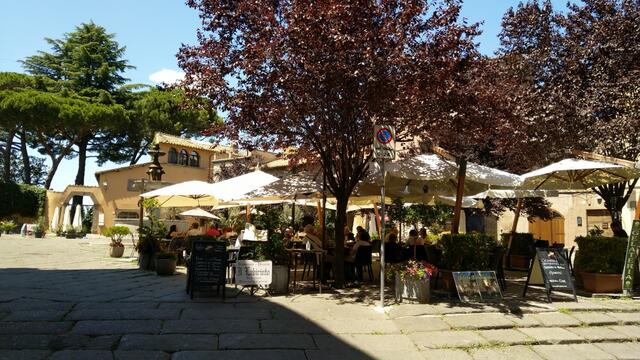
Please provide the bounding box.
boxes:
[179,207,220,220]
[50,206,60,231]
[520,158,640,190]
[210,170,280,202]
[72,204,82,231]
[61,206,71,230]
[238,172,322,203]
[140,180,221,207]
[470,189,559,199]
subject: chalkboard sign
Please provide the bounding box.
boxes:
[188,241,227,299]
[452,271,502,302]
[622,220,640,295]
[523,247,576,302]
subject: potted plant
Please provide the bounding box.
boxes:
[254,232,290,294]
[136,211,165,271]
[501,232,535,270]
[575,236,627,293]
[33,217,46,238]
[155,251,177,276]
[388,260,438,303]
[64,227,77,239]
[438,233,499,292]
[0,220,17,234]
[104,225,131,258]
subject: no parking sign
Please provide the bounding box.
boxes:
[373,125,396,159]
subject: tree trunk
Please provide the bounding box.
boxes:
[593,180,638,222]
[19,128,31,184]
[71,135,90,222]
[2,129,15,182]
[333,194,348,288]
[44,154,64,190]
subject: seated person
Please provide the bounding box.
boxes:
[407,229,424,246]
[166,225,179,238]
[344,226,355,242]
[283,227,295,248]
[419,228,431,244]
[384,225,399,243]
[347,231,371,262]
[303,224,324,251]
[186,222,202,237]
[384,233,402,263]
[205,225,221,237]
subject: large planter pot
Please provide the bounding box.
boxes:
[395,274,431,303]
[509,254,530,270]
[581,272,622,293]
[109,245,125,258]
[437,269,456,293]
[156,258,177,276]
[34,232,45,239]
[270,264,289,295]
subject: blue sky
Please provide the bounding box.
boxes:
[1,0,566,191]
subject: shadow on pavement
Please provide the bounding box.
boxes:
[0,267,379,360]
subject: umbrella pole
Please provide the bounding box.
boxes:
[452,158,467,234]
[507,197,523,269]
[245,205,251,223]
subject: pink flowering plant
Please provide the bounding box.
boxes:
[387,260,438,283]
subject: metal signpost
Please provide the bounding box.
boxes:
[373,125,396,308]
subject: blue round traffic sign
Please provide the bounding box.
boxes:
[376,128,393,144]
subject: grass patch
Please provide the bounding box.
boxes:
[557,308,573,315]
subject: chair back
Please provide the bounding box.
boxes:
[355,245,373,265]
[371,239,381,254]
[425,245,442,265]
[414,245,427,261]
[384,243,402,263]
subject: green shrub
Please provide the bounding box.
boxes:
[500,232,535,257]
[575,236,628,274]
[440,233,499,271]
[0,220,18,233]
[103,225,131,246]
[0,182,46,218]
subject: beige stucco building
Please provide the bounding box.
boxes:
[45,133,288,233]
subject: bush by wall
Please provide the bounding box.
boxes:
[440,233,500,271]
[575,236,628,274]
[0,182,46,219]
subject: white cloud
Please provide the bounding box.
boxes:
[148,68,185,85]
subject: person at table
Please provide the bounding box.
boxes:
[347,231,371,262]
[384,233,402,263]
[303,224,323,250]
[611,220,628,238]
[384,225,399,243]
[407,229,423,246]
[166,225,179,238]
[186,222,202,236]
[283,227,295,248]
[205,225,221,238]
[344,226,355,243]
[419,228,431,244]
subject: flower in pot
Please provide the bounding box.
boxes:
[387,260,438,303]
[575,235,627,293]
[104,225,130,258]
[155,251,177,276]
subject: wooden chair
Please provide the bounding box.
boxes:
[354,246,374,282]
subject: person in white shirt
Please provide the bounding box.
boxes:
[186,222,202,237]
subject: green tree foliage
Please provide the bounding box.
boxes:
[0,182,46,219]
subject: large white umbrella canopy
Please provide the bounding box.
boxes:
[50,206,60,230]
[210,170,280,202]
[179,207,220,220]
[520,158,640,190]
[72,205,82,231]
[239,172,322,203]
[61,206,71,230]
[470,189,559,199]
[363,154,522,198]
[140,180,221,207]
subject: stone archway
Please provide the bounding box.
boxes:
[529,210,565,245]
[46,186,105,234]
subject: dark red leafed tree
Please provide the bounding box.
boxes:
[178,0,479,287]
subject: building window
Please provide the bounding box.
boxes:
[179,149,189,166]
[168,148,178,164]
[190,151,200,167]
[116,211,139,219]
[127,179,137,192]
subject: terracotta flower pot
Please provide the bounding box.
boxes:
[581,272,622,293]
[109,245,125,258]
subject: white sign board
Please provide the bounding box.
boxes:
[373,125,396,159]
[98,213,105,226]
[235,260,273,286]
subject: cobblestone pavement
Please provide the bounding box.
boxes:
[1,235,639,360]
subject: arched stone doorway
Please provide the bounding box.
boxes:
[529,210,565,245]
[46,186,105,234]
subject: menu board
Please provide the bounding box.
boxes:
[622,220,640,293]
[523,247,576,302]
[452,271,502,302]
[235,260,273,286]
[189,241,227,298]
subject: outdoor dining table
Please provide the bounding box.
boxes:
[285,248,324,294]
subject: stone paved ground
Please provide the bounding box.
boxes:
[1,235,639,359]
